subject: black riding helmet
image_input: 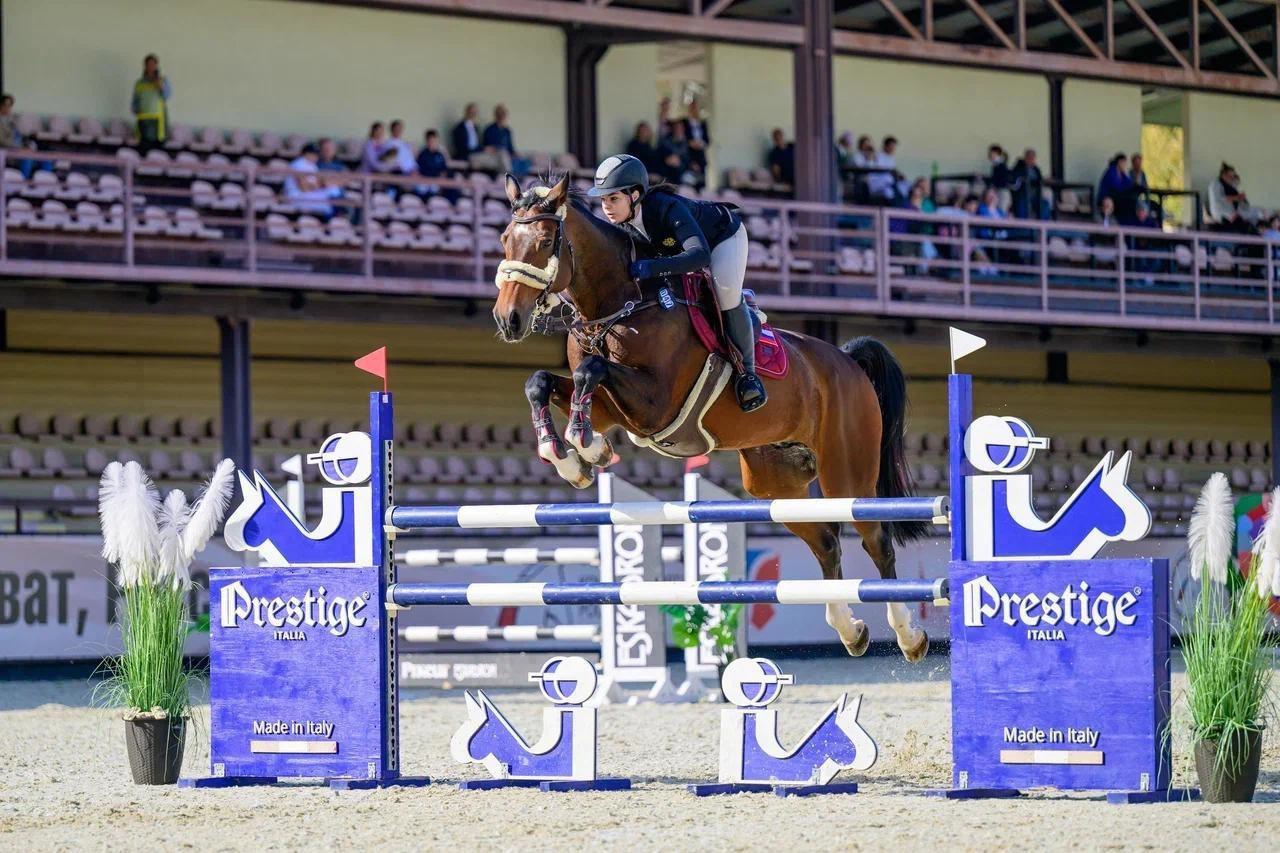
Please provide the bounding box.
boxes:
[587,154,650,198]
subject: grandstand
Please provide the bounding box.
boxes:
[1,0,1278,656]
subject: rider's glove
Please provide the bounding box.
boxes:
[629,259,656,281]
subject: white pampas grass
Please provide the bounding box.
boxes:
[157,490,190,589]
[99,458,234,591]
[1187,472,1233,584]
[1252,487,1280,599]
[180,458,235,562]
[98,461,160,587]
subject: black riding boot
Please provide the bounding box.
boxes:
[723,302,767,412]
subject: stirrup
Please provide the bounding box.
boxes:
[735,373,767,412]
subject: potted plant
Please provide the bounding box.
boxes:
[96,458,234,784]
[1183,472,1275,802]
[662,602,743,698]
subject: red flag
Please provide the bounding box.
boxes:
[684,454,710,472]
[354,347,388,392]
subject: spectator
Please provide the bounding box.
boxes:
[907,177,936,213]
[1096,153,1132,208]
[386,119,417,175]
[1129,199,1163,278]
[131,54,172,153]
[961,193,995,273]
[681,100,709,174]
[451,102,482,161]
[283,143,335,219]
[836,132,856,171]
[893,179,938,269]
[316,137,344,172]
[766,128,795,186]
[0,93,44,178]
[626,122,659,173]
[656,121,691,185]
[1010,148,1045,219]
[977,187,1009,233]
[657,96,674,141]
[1263,214,1280,242]
[361,122,390,173]
[1130,153,1148,192]
[1096,195,1117,226]
[415,129,452,199]
[988,144,1010,189]
[481,104,530,177]
[865,135,901,203]
[1207,163,1253,234]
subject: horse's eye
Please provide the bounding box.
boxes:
[538,238,553,250]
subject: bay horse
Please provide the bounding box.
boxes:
[492,174,932,661]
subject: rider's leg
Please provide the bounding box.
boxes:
[710,223,767,411]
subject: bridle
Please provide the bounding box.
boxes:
[495,199,659,353]
[494,206,573,321]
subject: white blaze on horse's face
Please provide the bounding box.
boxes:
[493,178,569,343]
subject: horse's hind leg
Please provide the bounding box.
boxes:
[815,398,928,662]
[739,444,869,657]
[852,521,928,662]
[525,370,595,489]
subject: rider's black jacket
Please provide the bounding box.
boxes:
[620,189,741,279]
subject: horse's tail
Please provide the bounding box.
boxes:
[840,337,930,546]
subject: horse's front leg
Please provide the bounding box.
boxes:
[525,369,596,489]
[565,355,616,468]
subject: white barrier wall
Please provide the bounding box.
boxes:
[597,43,660,159]
[1063,79,1142,185]
[707,43,795,186]
[1187,91,1280,212]
[2,0,567,153]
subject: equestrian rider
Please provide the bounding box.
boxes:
[588,154,767,413]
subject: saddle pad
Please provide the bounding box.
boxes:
[682,275,790,380]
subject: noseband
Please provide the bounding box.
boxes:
[494,208,573,318]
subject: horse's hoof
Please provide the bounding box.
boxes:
[901,630,929,663]
[842,623,869,657]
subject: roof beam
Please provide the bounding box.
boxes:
[832,26,1280,94]
[959,0,1017,49]
[1200,0,1276,76]
[332,0,805,44]
[871,0,923,40]
[1121,0,1193,68]
[1043,0,1107,59]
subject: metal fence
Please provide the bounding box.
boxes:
[2,148,1277,335]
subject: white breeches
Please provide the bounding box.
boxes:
[709,223,749,309]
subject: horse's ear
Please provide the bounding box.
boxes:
[504,173,522,206]
[548,173,571,206]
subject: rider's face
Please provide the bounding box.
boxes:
[600,191,633,224]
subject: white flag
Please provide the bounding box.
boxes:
[949,327,986,373]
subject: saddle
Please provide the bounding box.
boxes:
[681,271,789,379]
[624,272,789,460]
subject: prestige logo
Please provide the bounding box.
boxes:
[962,574,1139,638]
[219,581,370,637]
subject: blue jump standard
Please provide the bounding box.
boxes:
[387,495,948,530]
[388,578,950,608]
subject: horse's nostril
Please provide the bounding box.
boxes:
[507,310,522,337]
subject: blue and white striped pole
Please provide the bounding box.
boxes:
[388,578,949,608]
[396,545,684,567]
[387,495,948,531]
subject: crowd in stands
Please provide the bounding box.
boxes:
[623,96,710,188]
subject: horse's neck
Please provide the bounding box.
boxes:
[564,208,633,321]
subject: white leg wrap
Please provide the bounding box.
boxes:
[825,602,864,646]
[538,441,594,489]
[567,427,609,466]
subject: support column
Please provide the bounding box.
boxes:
[1047,75,1065,182]
[793,0,836,203]
[218,317,252,475]
[566,36,609,168]
[1270,359,1280,487]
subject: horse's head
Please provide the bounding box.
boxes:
[493,173,572,342]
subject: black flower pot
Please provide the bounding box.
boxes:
[1194,728,1262,803]
[125,715,187,785]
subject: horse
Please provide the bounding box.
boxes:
[491,173,931,662]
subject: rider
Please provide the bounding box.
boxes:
[587,154,767,412]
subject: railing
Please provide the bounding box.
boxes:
[2,149,1278,335]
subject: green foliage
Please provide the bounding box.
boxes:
[661,603,742,654]
[1183,562,1273,779]
[95,579,193,718]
